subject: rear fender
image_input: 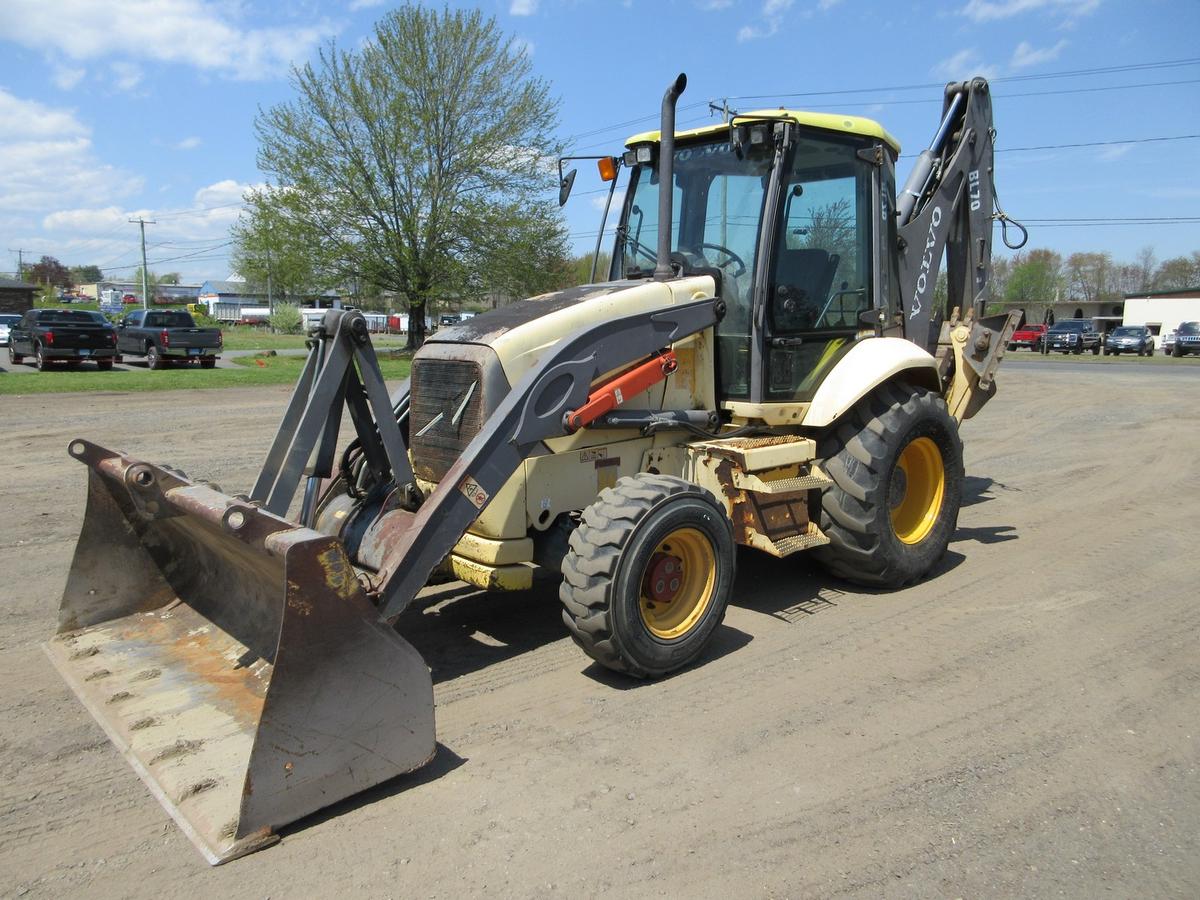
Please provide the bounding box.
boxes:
[801,337,940,429]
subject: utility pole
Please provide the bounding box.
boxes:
[8,248,34,281]
[129,218,156,309]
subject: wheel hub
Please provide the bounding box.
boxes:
[644,552,684,603]
[638,528,717,640]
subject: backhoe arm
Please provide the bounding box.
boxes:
[896,77,1021,419]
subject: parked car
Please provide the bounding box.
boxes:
[7,308,119,370]
[1104,325,1155,356]
[122,293,139,304]
[0,312,21,347]
[1162,330,1177,356]
[116,309,223,369]
[1008,322,1048,351]
[1172,321,1200,357]
[1045,319,1102,355]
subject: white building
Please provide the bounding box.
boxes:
[1122,287,1200,338]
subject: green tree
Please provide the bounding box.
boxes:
[231,188,330,303]
[254,5,567,349]
[1153,255,1200,290]
[68,264,103,285]
[269,302,304,334]
[130,267,160,303]
[1004,249,1062,304]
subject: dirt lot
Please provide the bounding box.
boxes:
[1,364,1197,898]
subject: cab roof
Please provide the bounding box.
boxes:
[626,109,900,155]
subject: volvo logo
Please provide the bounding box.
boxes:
[416,381,477,438]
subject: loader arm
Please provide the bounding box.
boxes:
[356,294,725,621]
[895,76,1022,419]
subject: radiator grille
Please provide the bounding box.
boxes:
[410,358,485,482]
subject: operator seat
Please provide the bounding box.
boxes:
[771,248,840,331]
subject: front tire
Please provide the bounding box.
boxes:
[8,346,22,365]
[560,474,735,679]
[814,384,964,587]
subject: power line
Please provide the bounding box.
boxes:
[563,56,1200,153]
[722,57,1200,103]
[994,134,1199,153]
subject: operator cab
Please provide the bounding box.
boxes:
[610,112,901,410]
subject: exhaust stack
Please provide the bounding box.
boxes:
[653,72,687,281]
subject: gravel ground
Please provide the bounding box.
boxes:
[0,363,1197,899]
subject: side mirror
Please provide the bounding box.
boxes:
[558,168,577,207]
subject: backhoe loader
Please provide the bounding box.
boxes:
[46,73,1023,863]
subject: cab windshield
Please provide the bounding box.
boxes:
[613,130,874,401]
[1178,321,1200,335]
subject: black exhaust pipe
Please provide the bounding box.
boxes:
[654,73,687,282]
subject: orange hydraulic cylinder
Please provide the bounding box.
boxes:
[564,351,678,432]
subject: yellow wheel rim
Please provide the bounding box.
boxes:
[889,436,946,545]
[639,527,717,640]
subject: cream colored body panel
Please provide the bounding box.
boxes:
[487,276,717,399]
[801,337,941,429]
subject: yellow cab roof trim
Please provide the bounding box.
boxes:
[626,109,900,156]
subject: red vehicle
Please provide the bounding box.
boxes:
[1008,322,1048,351]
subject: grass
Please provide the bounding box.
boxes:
[0,352,411,396]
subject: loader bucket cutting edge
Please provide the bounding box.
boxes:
[45,440,436,864]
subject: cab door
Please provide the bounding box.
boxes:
[761,137,876,402]
[117,310,140,353]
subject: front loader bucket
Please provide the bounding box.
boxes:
[45,440,435,864]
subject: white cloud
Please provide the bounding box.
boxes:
[38,180,259,279]
[111,61,143,92]
[1096,144,1131,162]
[510,0,539,15]
[0,89,141,213]
[960,0,1099,23]
[52,64,85,90]
[174,136,202,151]
[349,0,385,9]
[1010,39,1068,68]
[737,0,794,41]
[932,48,999,80]
[817,0,842,9]
[0,0,338,83]
[698,0,733,9]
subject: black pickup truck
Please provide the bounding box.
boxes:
[116,309,223,369]
[1045,319,1102,355]
[8,308,119,370]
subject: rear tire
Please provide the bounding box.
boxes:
[814,383,963,588]
[147,344,165,370]
[35,345,50,371]
[200,358,216,369]
[559,474,735,679]
[97,360,114,371]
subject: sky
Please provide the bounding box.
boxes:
[0,0,1197,286]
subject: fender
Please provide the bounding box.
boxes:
[802,337,941,429]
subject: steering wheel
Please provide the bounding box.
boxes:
[697,242,747,278]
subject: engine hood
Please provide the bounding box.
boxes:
[423,275,717,387]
